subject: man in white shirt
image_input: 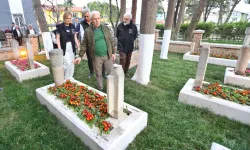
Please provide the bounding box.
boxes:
[26,24,36,37]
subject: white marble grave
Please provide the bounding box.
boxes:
[178,78,250,125]
[183,51,250,68]
[5,60,50,82]
[224,67,250,88]
[36,78,148,150]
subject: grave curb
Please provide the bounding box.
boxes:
[183,51,250,67]
[5,60,50,82]
[36,80,148,150]
[178,78,250,125]
[224,67,250,88]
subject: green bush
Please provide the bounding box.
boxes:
[156,21,250,41]
[180,22,215,38]
[156,24,164,37]
[196,22,215,38]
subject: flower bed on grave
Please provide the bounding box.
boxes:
[10,59,40,71]
[192,52,238,60]
[194,82,250,106]
[48,80,112,134]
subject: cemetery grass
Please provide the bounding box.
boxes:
[0,51,250,150]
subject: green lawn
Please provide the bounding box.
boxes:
[0,51,250,150]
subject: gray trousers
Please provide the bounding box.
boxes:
[94,55,113,90]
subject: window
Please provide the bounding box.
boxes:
[72,12,78,18]
[13,14,25,27]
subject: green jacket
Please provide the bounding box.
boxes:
[79,24,115,59]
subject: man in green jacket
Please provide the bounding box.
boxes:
[74,11,116,91]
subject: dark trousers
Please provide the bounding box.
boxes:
[86,50,94,74]
[119,51,132,74]
[15,37,22,46]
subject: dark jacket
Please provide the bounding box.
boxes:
[56,23,76,56]
[116,21,138,53]
[79,20,90,31]
[79,24,115,60]
[12,29,23,38]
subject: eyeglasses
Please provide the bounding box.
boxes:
[124,18,129,20]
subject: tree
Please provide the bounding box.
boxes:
[157,0,166,19]
[173,0,181,28]
[131,0,158,85]
[32,0,48,32]
[224,0,241,23]
[203,0,219,22]
[42,0,62,23]
[160,0,177,59]
[120,0,126,22]
[87,1,119,31]
[63,0,75,11]
[131,0,137,23]
[184,0,207,41]
[109,0,120,33]
[172,0,186,40]
[217,0,229,25]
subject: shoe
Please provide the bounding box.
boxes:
[88,73,93,78]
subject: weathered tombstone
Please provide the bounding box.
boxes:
[235,27,250,75]
[194,44,210,88]
[49,49,64,86]
[11,39,20,60]
[42,32,54,60]
[107,64,126,119]
[26,38,35,69]
[210,142,230,150]
[192,30,205,53]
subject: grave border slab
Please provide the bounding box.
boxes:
[5,60,50,82]
[183,51,250,67]
[224,67,250,88]
[178,78,250,125]
[36,80,148,150]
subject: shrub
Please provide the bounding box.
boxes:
[156,24,164,37]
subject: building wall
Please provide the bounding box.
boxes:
[8,0,25,23]
[0,0,13,28]
[22,0,38,31]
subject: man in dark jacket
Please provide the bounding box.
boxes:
[77,9,93,78]
[116,13,138,75]
[12,25,23,46]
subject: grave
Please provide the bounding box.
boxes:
[36,50,148,150]
[224,27,250,87]
[5,38,50,82]
[179,45,250,125]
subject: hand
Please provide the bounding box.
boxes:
[112,54,116,61]
[73,57,81,64]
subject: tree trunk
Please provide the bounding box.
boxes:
[217,1,223,25]
[173,0,186,40]
[160,0,177,59]
[120,0,126,22]
[224,0,241,23]
[131,0,137,23]
[173,0,181,28]
[203,1,209,22]
[184,0,207,41]
[32,0,48,32]
[131,0,158,85]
